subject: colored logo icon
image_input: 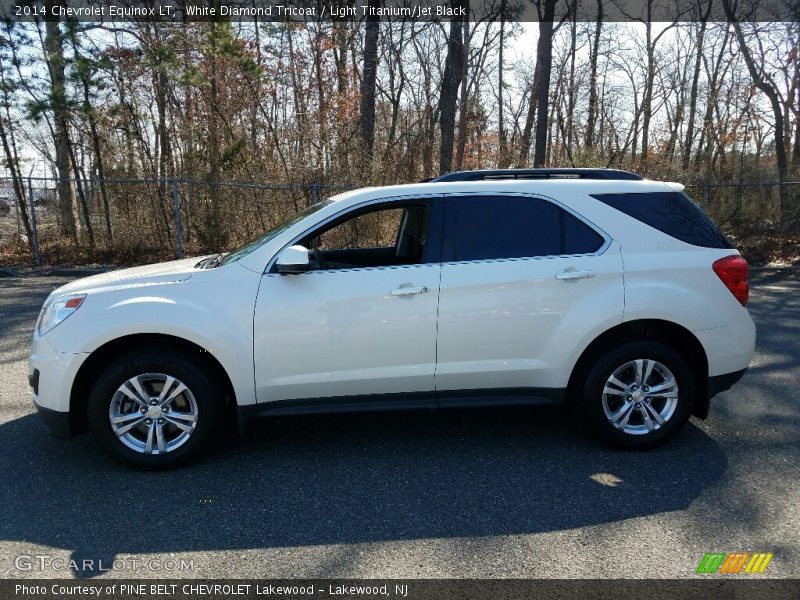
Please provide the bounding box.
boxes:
[696,552,773,574]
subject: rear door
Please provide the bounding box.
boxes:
[435,193,624,395]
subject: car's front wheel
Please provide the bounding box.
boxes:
[87,349,224,469]
[581,341,694,449]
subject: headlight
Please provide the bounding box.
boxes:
[37,294,86,336]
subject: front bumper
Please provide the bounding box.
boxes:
[29,333,87,438]
[34,402,73,440]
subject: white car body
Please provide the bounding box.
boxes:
[29,175,756,460]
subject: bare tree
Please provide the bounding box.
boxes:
[533,0,558,167]
[682,0,713,170]
[359,0,380,154]
[42,10,77,241]
[585,0,603,150]
[723,0,788,187]
[439,2,466,174]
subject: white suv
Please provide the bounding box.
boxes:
[29,169,755,468]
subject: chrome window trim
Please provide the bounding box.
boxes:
[263,262,439,278]
[263,189,613,275]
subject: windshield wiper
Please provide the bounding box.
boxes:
[196,254,223,269]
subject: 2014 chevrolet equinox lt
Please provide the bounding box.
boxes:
[29,169,755,468]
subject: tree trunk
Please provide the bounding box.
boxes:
[792,30,800,174]
[585,0,602,150]
[724,0,790,227]
[43,14,77,242]
[519,54,542,165]
[533,0,556,168]
[359,0,380,154]
[695,27,730,172]
[66,144,94,249]
[70,32,112,244]
[0,114,34,252]
[565,5,577,159]
[455,20,471,170]
[639,19,655,169]
[682,9,709,171]
[793,95,800,173]
[498,0,508,167]
[724,1,788,184]
[439,2,465,175]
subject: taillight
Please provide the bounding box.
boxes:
[713,255,749,306]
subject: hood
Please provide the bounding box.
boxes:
[49,256,210,298]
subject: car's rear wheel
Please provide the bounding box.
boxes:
[581,341,694,449]
[87,350,224,469]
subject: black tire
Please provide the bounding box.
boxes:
[87,349,224,469]
[580,340,694,449]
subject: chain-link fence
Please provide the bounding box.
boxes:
[0,177,353,266]
[1,177,798,267]
[684,182,800,263]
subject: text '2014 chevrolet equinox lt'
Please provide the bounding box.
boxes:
[29,169,755,468]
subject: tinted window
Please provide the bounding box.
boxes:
[564,211,605,254]
[591,191,732,249]
[448,195,604,261]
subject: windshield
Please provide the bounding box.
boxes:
[220,200,334,265]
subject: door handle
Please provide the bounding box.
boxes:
[555,269,596,281]
[390,285,430,296]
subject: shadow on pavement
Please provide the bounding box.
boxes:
[0,406,727,577]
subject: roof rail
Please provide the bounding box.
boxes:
[430,168,643,182]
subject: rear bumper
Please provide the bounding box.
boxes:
[708,368,748,399]
[694,314,755,377]
[691,314,754,419]
[692,367,748,419]
[34,402,73,440]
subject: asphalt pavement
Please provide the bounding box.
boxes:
[0,269,798,579]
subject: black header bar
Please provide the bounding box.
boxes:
[2,0,798,23]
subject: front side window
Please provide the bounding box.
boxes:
[446,195,604,262]
[299,202,433,270]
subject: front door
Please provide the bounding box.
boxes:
[253,198,443,403]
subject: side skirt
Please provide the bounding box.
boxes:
[236,387,566,433]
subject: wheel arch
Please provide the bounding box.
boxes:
[69,333,237,436]
[567,319,710,418]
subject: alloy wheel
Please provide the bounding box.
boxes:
[601,359,679,436]
[108,373,199,454]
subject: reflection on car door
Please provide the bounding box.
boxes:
[253,198,444,404]
[435,193,624,394]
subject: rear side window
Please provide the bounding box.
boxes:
[591,191,732,249]
[447,195,605,261]
[564,211,605,254]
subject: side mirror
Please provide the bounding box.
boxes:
[275,245,311,274]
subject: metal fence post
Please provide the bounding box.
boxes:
[14,188,21,237]
[27,176,41,267]
[311,182,320,206]
[701,184,709,211]
[172,176,184,259]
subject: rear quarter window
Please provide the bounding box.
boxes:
[591,191,732,249]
